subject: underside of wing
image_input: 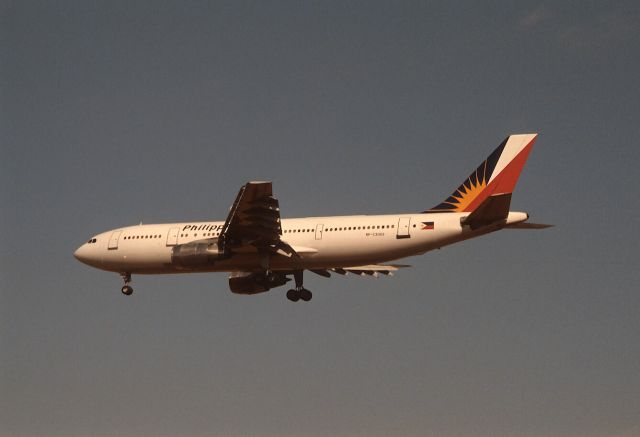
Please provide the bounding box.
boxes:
[311,264,410,278]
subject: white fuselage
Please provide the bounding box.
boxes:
[74,211,528,275]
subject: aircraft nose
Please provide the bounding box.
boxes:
[74,244,89,263]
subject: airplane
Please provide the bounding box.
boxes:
[74,133,551,302]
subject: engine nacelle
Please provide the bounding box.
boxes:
[171,239,227,269]
[229,271,289,295]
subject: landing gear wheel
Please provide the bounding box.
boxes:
[120,272,133,296]
[286,289,300,302]
[287,270,312,302]
[300,288,312,302]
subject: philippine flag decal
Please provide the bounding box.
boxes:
[421,221,434,230]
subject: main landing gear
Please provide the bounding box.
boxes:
[286,270,312,302]
[120,272,133,296]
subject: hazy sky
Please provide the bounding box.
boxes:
[2,1,639,436]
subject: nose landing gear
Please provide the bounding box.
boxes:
[286,270,312,302]
[120,272,133,296]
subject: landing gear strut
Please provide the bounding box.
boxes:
[120,272,133,296]
[286,270,312,302]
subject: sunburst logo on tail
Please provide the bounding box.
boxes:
[449,175,487,211]
[431,159,492,212]
[428,137,509,213]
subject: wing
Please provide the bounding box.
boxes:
[219,181,297,257]
[311,264,410,278]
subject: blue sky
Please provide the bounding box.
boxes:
[2,2,639,436]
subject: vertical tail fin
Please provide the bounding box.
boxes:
[426,134,538,213]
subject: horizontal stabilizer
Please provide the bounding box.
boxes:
[461,193,511,229]
[504,222,554,229]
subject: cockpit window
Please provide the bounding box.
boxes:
[87,238,97,244]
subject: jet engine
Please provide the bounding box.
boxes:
[228,271,289,295]
[171,238,227,269]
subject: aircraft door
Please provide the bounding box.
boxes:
[397,217,411,239]
[315,224,324,240]
[108,230,122,249]
[166,227,179,246]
